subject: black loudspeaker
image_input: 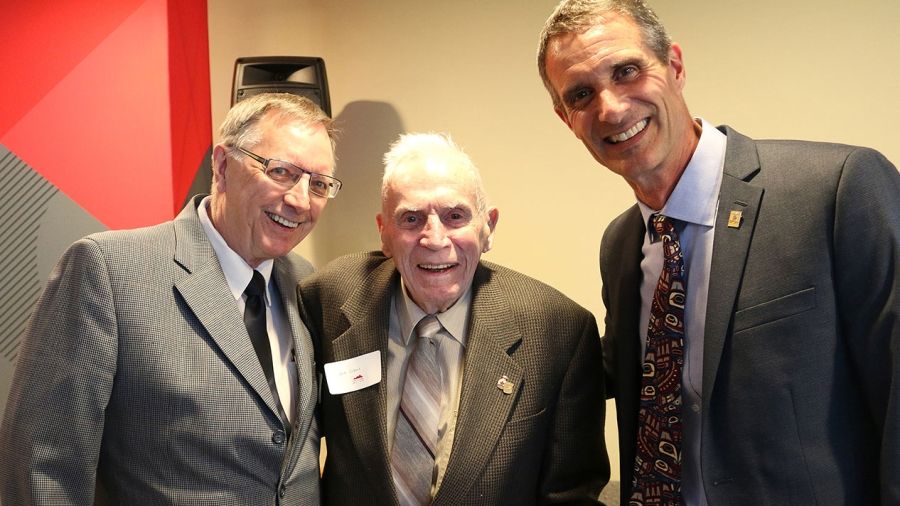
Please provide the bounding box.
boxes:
[231,56,331,116]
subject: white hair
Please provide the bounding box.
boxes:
[381,132,489,215]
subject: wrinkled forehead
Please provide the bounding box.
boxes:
[255,117,336,172]
[386,161,478,206]
[548,12,645,59]
[385,180,477,215]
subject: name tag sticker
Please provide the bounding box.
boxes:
[324,350,381,394]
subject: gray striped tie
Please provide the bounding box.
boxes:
[391,315,443,505]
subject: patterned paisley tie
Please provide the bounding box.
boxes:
[630,214,685,505]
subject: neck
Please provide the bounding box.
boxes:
[207,195,262,269]
[632,119,702,210]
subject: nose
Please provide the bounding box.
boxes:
[419,214,449,250]
[597,88,628,124]
[283,174,312,209]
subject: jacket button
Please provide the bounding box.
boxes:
[279,484,286,498]
[272,430,286,444]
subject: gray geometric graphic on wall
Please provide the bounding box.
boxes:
[0,144,106,419]
[0,148,57,363]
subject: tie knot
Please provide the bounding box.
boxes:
[415,315,442,340]
[245,270,267,298]
[649,214,678,243]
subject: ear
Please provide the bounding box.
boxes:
[212,144,229,194]
[376,213,393,257]
[668,43,686,91]
[481,207,500,253]
[554,105,573,130]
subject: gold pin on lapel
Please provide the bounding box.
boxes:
[727,210,743,229]
[497,375,514,395]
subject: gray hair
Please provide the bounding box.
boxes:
[218,93,337,154]
[381,132,489,217]
[537,0,672,110]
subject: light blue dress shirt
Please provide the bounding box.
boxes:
[636,119,726,505]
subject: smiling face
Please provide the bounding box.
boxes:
[210,112,334,267]
[544,12,699,205]
[377,160,498,314]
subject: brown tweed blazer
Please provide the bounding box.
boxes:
[300,252,609,505]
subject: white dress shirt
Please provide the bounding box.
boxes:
[197,196,297,422]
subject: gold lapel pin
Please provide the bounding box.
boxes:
[497,375,514,395]
[727,210,743,229]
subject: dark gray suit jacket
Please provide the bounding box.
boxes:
[0,195,321,505]
[300,252,609,505]
[602,127,900,504]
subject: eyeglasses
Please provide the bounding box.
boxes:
[235,147,342,199]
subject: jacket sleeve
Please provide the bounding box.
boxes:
[539,310,610,504]
[0,237,118,505]
[831,148,900,503]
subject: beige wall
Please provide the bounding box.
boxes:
[208,0,900,484]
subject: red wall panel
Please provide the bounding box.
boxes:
[1,0,211,229]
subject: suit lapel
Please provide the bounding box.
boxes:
[434,264,524,503]
[604,206,645,493]
[332,260,398,499]
[171,197,282,423]
[604,205,645,396]
[702,127,763,403]
[272,257,317,476]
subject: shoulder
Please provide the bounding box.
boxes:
[600,205,642,269]
[300,251,392,296]
[723,126,898,205]
[726,126,896,182]
[756,139,887,172]
[312,251,388,281]
[299,251,396,326]
[85,220,174,246]
[39,221,178,304]
[473,262,597,357]
[71,220,176,268]
[758,141,897,203]
[275,251,315,283]
[603,205,641,242]
[477,261,591,318]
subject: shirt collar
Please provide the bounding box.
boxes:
[397,278,471,348]
[638,118,727,229]
[197,196,274,305]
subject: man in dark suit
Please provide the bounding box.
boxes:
[537,1,899,504]
[300,132,608,505]
[0,93,341,504]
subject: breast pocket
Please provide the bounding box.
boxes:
[733,287,817,333]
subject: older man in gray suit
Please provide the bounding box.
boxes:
[538,0,900,504]
[0,93,341,504]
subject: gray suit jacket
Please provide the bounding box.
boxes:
[0,195,321,505]
[300,252,609,505]
[601,127,900,504]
